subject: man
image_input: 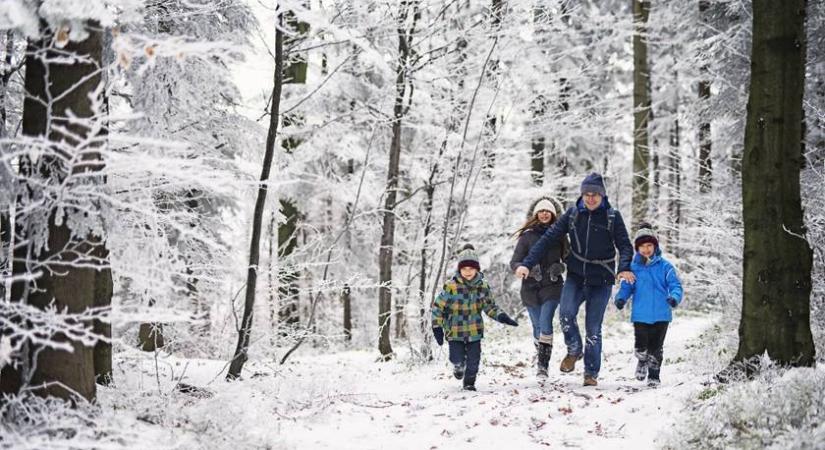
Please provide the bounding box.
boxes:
[515,173,634,386]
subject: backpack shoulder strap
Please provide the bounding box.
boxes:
[607,208,617,247]
[568,207,582,253]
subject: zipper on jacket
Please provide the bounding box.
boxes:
[584,213,591,279]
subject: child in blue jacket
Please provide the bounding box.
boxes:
[614,223,683,387]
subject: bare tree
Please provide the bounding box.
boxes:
[378,0,420,360]
[227,11,285,380]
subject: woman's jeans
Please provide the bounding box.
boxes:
[526,298,560,342]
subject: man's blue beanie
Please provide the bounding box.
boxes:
[580,172,607,196]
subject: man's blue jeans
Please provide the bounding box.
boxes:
[559,278,613,378]
[526,299,560,342]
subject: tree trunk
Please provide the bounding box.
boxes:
[277,199,300,334]
[2,22,105,402]
[668,114,681,254]
[530,95,546,186]
[632,0,652,229]
[342,284,352,342]
[482,0,505,172]
[735,0,815,370]
[0,31,15,304]
[698,0,713,194]
[378,1,419,360]
[277,8,309,334]
[93,244,113,385]
[227,14,284,381]
[138,301,165,352]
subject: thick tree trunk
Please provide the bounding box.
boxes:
[227,15,284,381]
[632,0,652,229]
[735,0,815,370]
[93,245,114,385]
[698,0,713,194]
[2,22,105,402]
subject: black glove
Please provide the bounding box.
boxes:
[497,313,518,327]
[615,299,627,310]
[432,327,444,346]
[667,297,678,308]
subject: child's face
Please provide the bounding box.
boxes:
[638,242,656,258]
[460,266,479,280]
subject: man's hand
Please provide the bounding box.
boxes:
[515,266,530,279]
[617,271,636,284]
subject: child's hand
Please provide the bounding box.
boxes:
[432,327,444,346]
[617,271,636,284]
[614,299,627,310]
[667,297,678,308]
[497,313,519,327]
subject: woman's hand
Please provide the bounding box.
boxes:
[515,266,529,279]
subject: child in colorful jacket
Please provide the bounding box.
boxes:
[614,223,683,387]
[432,244,519,391]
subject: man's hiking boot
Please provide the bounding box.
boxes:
[453,363,465,380]
[647,378,661,388]
[463,376,476,391]
[560,353,582,373]
[583,374,598,387]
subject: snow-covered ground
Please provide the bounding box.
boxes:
[99,312,714,449]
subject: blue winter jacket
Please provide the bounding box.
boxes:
[520,197,634,286]
[614,248,684,324]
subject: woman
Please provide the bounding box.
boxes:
[509,196,567,379]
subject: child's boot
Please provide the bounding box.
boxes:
[647,356,661,387]
[463,376,476,391]
[634,350,648,381]
[453,363,465,380]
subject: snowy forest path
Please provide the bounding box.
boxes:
[268,312,715,449]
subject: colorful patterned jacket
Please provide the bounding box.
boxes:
[431,272,504,342]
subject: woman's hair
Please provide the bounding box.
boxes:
[513,214,550,238]
[513,209,569,258]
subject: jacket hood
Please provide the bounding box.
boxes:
[575,196,612,212]
[526,196,565,219]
